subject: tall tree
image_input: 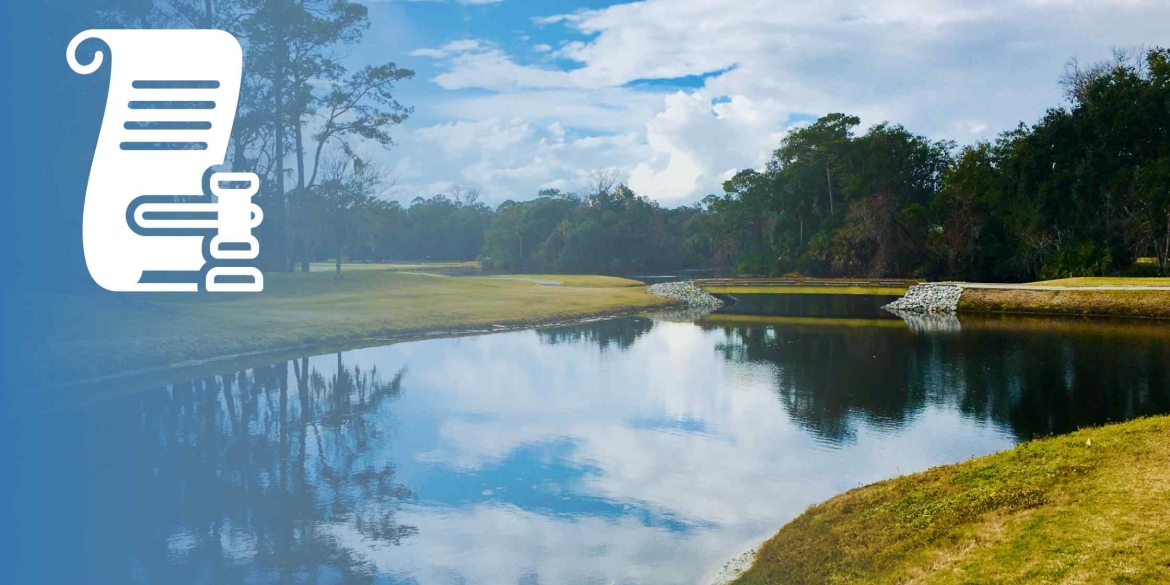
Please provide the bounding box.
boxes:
[315,156,384,277]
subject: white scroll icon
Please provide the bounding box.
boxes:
[67,29,263,292]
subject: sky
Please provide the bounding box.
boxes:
[341,0,1170,208]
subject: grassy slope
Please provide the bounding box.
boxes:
[959,289,1170,319]
[1028,277,1170,287]
[734,416,1170,585]
[10,270,672,388]
[959,277,1170,319]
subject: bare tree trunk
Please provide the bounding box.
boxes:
[335,220,343,278]
[273,33,289,272]
[232,135,247,173]
[294,109,309,272]
[825,161,834,215]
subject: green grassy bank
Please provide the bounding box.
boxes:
[959,277,1170,320]
[733,416,1170,585]
[6,268,672,390]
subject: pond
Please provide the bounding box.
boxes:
[8,311,1170,584]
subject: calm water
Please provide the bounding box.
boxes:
[8,312,1170,584]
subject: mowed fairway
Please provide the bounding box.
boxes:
[8,271,672,388]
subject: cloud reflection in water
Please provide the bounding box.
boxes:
[17,314,1170,584]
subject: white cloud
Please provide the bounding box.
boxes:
[385,0,1170,205]
[629,92,789,202]
[409,39,483,59]
[407,47,446,58]
[388,116,653,203]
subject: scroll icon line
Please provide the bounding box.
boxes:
[68,29,264,292]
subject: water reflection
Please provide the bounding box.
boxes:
[14,357,415,584]
[708,323,926,443]
[535,316,655,351]
[719,293,902,319]
[700,314,1170,441]
[9,315,1170,584]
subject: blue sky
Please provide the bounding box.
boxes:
[334,0,1170,208]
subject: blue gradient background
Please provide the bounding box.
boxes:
[2,3,108,579]
[3,0,105,295]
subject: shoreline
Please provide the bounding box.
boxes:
[5,271,678,397]
[20,275,1170,402]
[879,279,1170,320]
[957,286,1170,320]
[27,278,1170,405]
[719,416,1170,584]
[704,540,764,585]
[18,303,683,408]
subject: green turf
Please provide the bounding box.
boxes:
[733,416,1170,585]
[1027,277,1170,287]
[959,288,1170,319]
[9,271,673,389]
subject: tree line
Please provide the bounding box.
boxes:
[391,48,1170,281]
[88,0,1170,281]
[315,171,702,274]
[694,47,1170,281]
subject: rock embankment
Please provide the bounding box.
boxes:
[648,281,725,309]
[883,283,964,313]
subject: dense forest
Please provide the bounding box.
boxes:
[352,47,1170,281]
[89,0,1170,280]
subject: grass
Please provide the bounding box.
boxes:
[306,260,480,272]
[733,415,1170,585]
[483,274,648,288]
[959,288,1170,319]
[1028,277,1170,287]
[949,277,1170,319]
[7,271,672,390]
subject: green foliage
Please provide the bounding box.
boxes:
[481,180,702,273]
[689,48,1170,281]
[335,189,494,264]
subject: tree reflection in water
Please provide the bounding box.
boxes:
[89,354,415,584]
[535,316,655,351]
[20,314,1170,585]
[706,319,1170,443]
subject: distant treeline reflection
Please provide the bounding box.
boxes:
[705,318,1170,442]
[531,315,1170,443]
